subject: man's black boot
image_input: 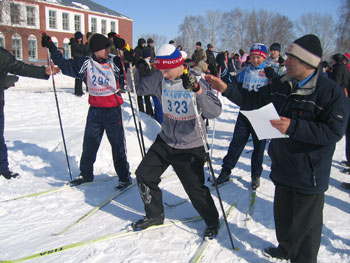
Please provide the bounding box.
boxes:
[213,169,231,186]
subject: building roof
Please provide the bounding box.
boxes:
[43,0,132,20]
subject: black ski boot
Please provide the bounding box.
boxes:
[263,246,288,259]
[69,174,93,186]
[213,169,231,186]
[115,180,132,191]
[251,177,260,190]
[132,215,164,231]
[1,170,19,179]
[204,219,220,239]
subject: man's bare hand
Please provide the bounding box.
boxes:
[270,117,291,134]
[204,74,228,93]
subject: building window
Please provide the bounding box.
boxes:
[91,17,97,33]
[101,20,106,35]
[0,33,5,48]
[10,3,20,24]
[74,15,81,32]
[111,21,116,32]
[28,35,37,60]
[63,43,70,59]
[49,10,57,29]
[12,34,22,59]
[26,6,35,26]
[62,12,69,31]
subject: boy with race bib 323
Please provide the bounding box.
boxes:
[132,44,222,239]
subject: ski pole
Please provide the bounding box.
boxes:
[46,49,72,180]
[210,66,221,160]
[188,77,237,251]
[116,49,144,158]
[128,62,146,156]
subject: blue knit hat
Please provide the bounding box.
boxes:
[250,43,268,59]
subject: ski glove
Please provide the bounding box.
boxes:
[264,66,276,80]
[278,56,285,65]
[181,70,200,92]
[41,34,57,53]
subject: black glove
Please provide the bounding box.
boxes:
[278,56,285,65]
[41,33,57,53]
[181,71,200,92]
[136,59,151,77]
[264,66,276,79]
[113,35,126,49]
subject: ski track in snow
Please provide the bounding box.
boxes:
[0,74,349,263]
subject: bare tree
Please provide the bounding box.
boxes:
[269,14,295,51]
[202,10,221,48]
[295,13,336,59]
[219,8,248,53]
[178,15,204,55]
[245,9,294,53]
[336,0,350,52]
[138,33,167,53]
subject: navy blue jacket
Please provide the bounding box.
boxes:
[223,67,349,194]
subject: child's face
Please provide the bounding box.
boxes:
[94,47,110,60]
[160,65,184,80]
[250,54,265,67]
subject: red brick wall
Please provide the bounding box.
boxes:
[0,1,133,63]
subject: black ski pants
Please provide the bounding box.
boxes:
[274,185,324,263]
[135,136,219,225]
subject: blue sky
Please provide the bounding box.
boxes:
[93,0,341,47]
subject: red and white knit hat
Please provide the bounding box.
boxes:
[154,44,184,69]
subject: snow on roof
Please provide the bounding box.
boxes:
[43,0,131,20]
[72,1,90,10]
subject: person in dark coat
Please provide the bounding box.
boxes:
[133,38,153,117]
[329,54,350,183]
[42,33,132,190]
[206,34,348,263]
[206,44,217,76]
[70,31,85,96]
[0,47,59,179]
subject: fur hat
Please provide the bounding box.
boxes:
[89,34,112,53]
[286,34,322,68]
[250,43,268,59]
[196,42,202,47]
[74,31,83,40]
[154,44,184,69]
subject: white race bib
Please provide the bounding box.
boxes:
[86,59,117,96]
[161,80,196,121]
[242,67,269,92]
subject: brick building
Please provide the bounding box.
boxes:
[0,0,133,63]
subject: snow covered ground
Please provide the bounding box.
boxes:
[0,73,349,263]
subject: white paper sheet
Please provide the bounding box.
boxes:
[240,103,287,140]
